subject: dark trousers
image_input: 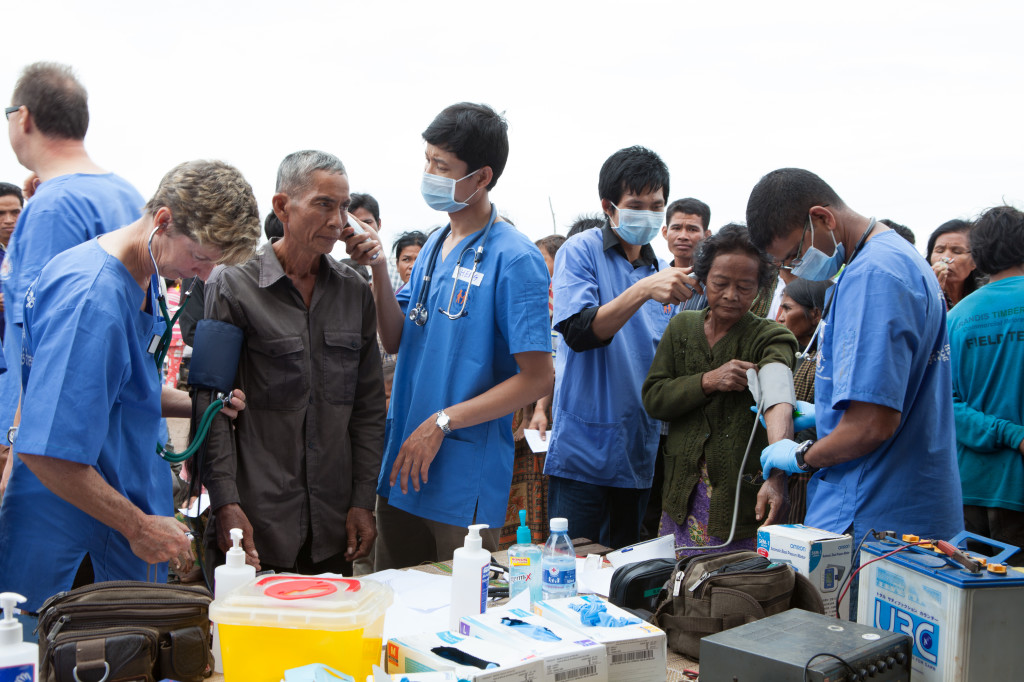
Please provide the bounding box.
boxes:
[373,497,499,571]
[547,475,650,550]
[964,504,1024,567]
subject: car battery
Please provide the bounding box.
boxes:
[857,531,1024,681]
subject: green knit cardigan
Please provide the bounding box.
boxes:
[642,310,797,539]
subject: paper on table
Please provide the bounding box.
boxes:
[578,564,615,597]
[524,429,549,453]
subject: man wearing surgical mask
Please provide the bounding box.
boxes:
[544,146,701,549]
[747,169,962,614]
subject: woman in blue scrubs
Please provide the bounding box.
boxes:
[0,160,261,612]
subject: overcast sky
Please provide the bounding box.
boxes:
[3,0,1022,262]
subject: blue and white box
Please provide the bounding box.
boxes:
[757,524,853,619]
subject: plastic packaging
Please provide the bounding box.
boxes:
[507,510,543,604]
[0,592,36,681]
[542,518,577,599]
[212,528,257,673]
[449,524,491,630]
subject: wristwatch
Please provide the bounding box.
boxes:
[6,426,17,446]
[794,440,819,474]
[435,410,452,436]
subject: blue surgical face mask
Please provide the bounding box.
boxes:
[610,203,664,246]
[790,216,845,281]
[420,169,481,213]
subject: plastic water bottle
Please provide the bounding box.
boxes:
[541,517,577,600]
[507,510,542,604]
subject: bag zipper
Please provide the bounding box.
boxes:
[688,558,785,596]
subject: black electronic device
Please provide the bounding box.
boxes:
[699,609,911,681]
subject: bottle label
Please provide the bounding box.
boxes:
[479,563,489,613]
[0,663,35,682]
[543,564,577,586]
[509,556,531,567]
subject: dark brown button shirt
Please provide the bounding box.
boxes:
[198,243,385,566]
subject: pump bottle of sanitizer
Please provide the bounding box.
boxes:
[449,524,490,630]
[212,528,256,673]
[0,592,37,681]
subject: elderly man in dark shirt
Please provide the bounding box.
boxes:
[198,150,385,575]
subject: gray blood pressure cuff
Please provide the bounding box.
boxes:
[756,362,797,411]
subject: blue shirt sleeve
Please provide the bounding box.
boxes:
[828,267,923,412]
[495,248,552,354]
[552,236,601,333]
[18,299,131,464]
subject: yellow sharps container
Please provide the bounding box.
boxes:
[210,574,393,681]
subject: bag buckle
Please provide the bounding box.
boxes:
[73,661,109,682]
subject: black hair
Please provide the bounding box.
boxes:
[393,230,428,259]
[264,212,284,240]
[566,213,605,238]
[970,206,1024,276]
[0,182,23,206]
[783,278,833,313]
[598,146,669,206]
[879,218,915,245]
[422,103,508,191]
[13,62,89,140]
[349,193,380,225]
[926,219,981,297]
[693,223,775,291]
[666,197,710,230]
[745,168,844,250]
[535,234,566,257]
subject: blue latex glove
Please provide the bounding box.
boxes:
[568,601,640,627]
[760,439,804,478]
[500,617,562,642]
[750,401,816,432]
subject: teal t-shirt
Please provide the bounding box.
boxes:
[947,276,1024,511]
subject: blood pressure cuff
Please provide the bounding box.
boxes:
[188,319,243,394]
[756,362,796,411]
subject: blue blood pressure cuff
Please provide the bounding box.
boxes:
[188,319,243,394]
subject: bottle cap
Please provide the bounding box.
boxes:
[226,527,246,567]
[0,592,25,646]
[516,510,531,545]
[465,523,489,551]
[550,517,568,533]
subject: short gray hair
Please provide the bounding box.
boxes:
[275,150,346,195]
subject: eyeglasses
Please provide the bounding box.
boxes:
[4,106,22,120]
[781,216,813,271]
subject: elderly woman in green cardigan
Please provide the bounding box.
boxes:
[642,224,798,555]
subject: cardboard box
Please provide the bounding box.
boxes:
[460,607,608,682]
[385,630,543,682]
[757,524,854,619]
[531,596,666,682]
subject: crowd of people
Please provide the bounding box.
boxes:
[0,61,1022,632]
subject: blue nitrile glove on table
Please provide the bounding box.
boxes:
[760,439,804,478]
[500,617,562,642]
[750,400,815,432]
[568,601,640,627]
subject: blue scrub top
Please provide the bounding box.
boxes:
[806,230,963,543]
[544,228,673,488]
[0,173,143,441]
[0,240,169,611]
[382,218,551,528]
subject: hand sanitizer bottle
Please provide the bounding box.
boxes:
[449,524,490,631]
[0,592,36,681]
[507,510,542,605]
[212,528,256,673]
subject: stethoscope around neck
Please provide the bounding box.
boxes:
[408,203,498,327]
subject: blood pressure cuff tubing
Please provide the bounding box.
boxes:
[188,319,243,394]
[757,362,796,411]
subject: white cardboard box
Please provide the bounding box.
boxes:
[757,524,854,619]
[531,596,666,682]
[385,630,544,682]
[460,607,608,682]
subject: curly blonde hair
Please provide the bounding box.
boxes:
[145,160,260,266]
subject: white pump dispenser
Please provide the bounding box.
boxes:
[212,528,256,673]
[449,524,490,630]
[0,592,37,680]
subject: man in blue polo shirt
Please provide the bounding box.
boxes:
[752,168,963,548]
[544,146,702,549]
[345,103,553,569]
